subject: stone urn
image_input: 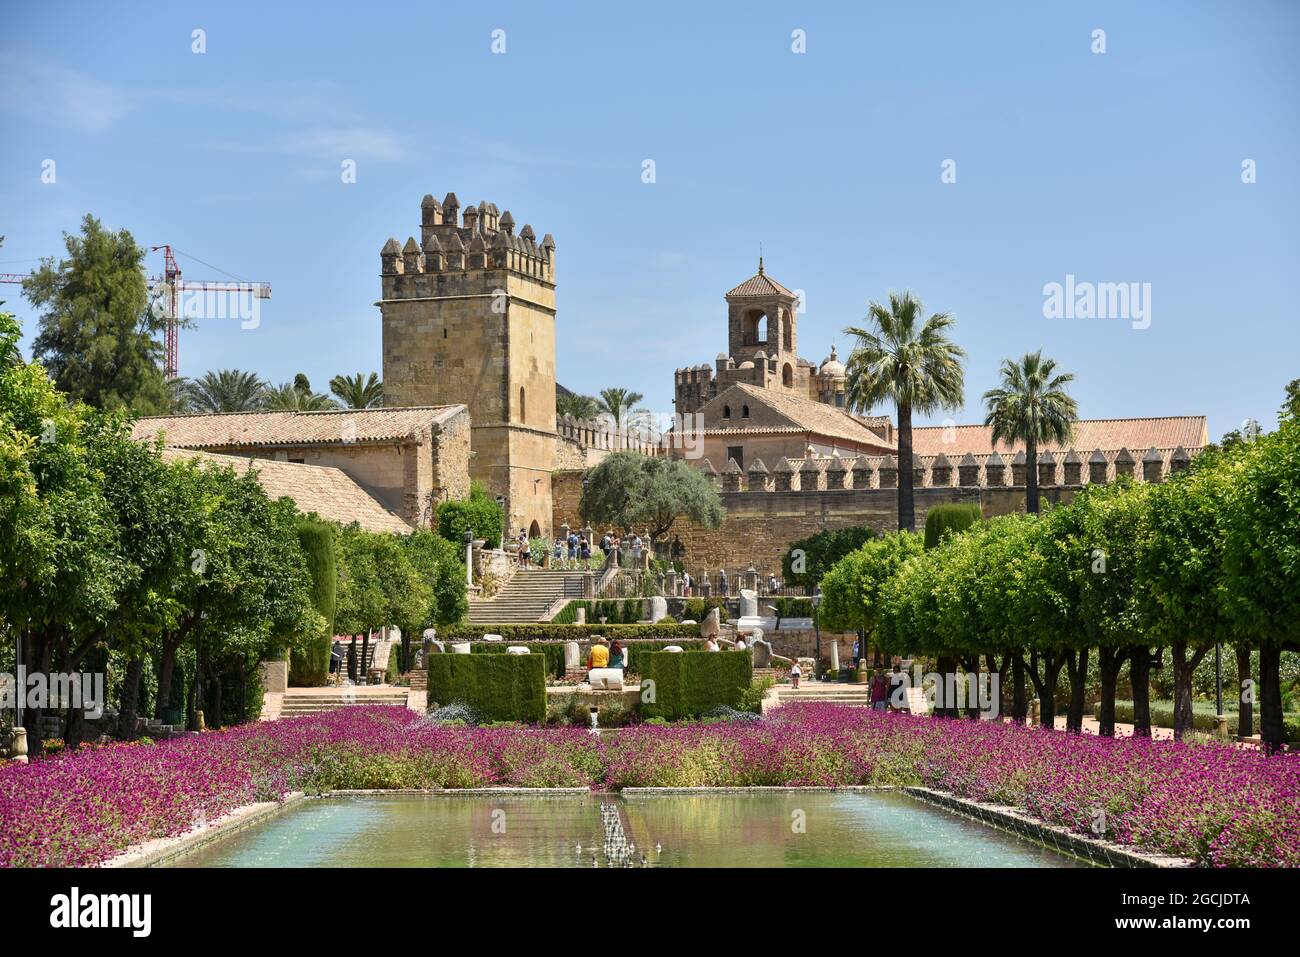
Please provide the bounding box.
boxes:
[7,727,28,764]
[855,664,869,684]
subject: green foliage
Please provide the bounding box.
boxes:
[639,650,753,720]
[181,369,268,413]
[923,503,982,549]
[436,481,504,549]
[437,623,701,642]
[772,597,812,618]
[425,654,546,723]
[404,530,468,627]
[580,451,724,544]
[470,642,568,680]
[818,531,924,635]
[556,391,600,420]
[1112,700,1300,742]
[290,518,338,686]
[781,525,876,587]
[329,372,383,409]
[24,215,168,414]
[738,675,775,713]
[682,597,729,623]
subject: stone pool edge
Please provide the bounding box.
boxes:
[103,784,1194,869]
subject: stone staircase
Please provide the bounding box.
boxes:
[467,570,588,623]
[277,687,410,718]
[777,681,873,706]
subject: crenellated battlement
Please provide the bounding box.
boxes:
[699,444,1195,494]
[380,192,556,300]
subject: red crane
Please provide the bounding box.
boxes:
[1,244,271,380]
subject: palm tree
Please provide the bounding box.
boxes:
[982,350,1078,514]
[262,379,336,411]
[843,291,966,532]
[597,387,650,434]
[183,369,268,413]
[330,372,383,409]
[556,391,601,420]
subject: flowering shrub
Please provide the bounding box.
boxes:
[2,703,1297,867]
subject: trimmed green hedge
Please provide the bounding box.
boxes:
[438,623,700,642]
[472,642,567,680]
[1114,700,1300,741]
[426,654,546,723]
[639,650,753,721]
[924,503,982,549]
[552,599,646,625]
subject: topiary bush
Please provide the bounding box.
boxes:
[289,518,337,687]
[425,654,546,723]
[435,481,505,549]
[639,650,753,721]
[438,623,699,642]
[923,503,983,549]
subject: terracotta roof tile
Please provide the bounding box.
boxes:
[133,406,465,449]
[703,383,897,451]
[160,449,412,534]
[725,270,796,299]
[909,417,1207,457]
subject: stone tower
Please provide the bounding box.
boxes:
[380,192,557,538]
[726,257,800,389]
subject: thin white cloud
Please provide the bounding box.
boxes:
[0,58,137,132]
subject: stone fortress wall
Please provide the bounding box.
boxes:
[553,443,1194,574]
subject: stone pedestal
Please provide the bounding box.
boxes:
[738,588,758,618]
[829,642,839,672]
[261,660,288,694]
[648,596,668,623]
[1214,713,1230,739]
[700,607,721,638]
[575,605,587,625]
[564,641,582,672]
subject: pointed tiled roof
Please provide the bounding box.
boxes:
[725,265,796,299]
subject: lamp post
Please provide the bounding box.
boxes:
[494,495,506,549]
[1215,641,1226,738]
[810,587,823,681]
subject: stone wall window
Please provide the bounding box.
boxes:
[741,405,750,418]
[519,386,526,421]
[782,363,793,387]
[727,446,744,470]
[723,405,731,419]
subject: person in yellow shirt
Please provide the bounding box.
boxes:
[587,641,609,670]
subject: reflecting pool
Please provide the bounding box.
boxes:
[171,791,1083,868]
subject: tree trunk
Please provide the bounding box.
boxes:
[935,654,957,717]
[897,402,915,532]
[1011,653,1028,724]
[1025,435,1039,515]
[22,630,55,750]
[961,655,981,719]
[239,661,248,726]
[361,630,371,685]
[155,637,179,720]
[1235,645,1253,740]
[1129,646,1154,738]
[1027,650,1064,728]
[1065,647,1089,734]
[1258,644,1284,755]
[1170,640,1209,741]
[117,657,144,740]
[986,653,1011,721]
[1096,647,1127,737]
[347,635,358,682]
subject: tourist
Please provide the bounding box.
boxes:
[704,636,720,652]
[567,531,578,560]
[587,639,610,671]
[682,570,692,596]
[579,536,591,560]
[553,538,563,562]
[852,637,861,668]
[736,636,747,651]
[718,570,729,596]
[631,533,642,564]
[670,535,684,562]
[601,531,612,556]
[608,640,625,669]
[888,662,905,709]
[329,640,343,680]
[871,670,889,711]
[768,573,778,593]
[790,659,802,689]
[518,530,531,566]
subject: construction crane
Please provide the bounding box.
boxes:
[0,244,271,380]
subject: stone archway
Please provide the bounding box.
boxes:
[529,519,541,539]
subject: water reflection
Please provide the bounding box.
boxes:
[171,792,1081,868]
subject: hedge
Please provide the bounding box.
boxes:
[1113,700,1300,742]
[437,623,700,642]
[639,650,753,721]
[472,642,568,680]
[426,654,546,723]
[552,599,645,625]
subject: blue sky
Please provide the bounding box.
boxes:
[3,0,1297,439]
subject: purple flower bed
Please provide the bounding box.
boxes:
[2,704,1296,867]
